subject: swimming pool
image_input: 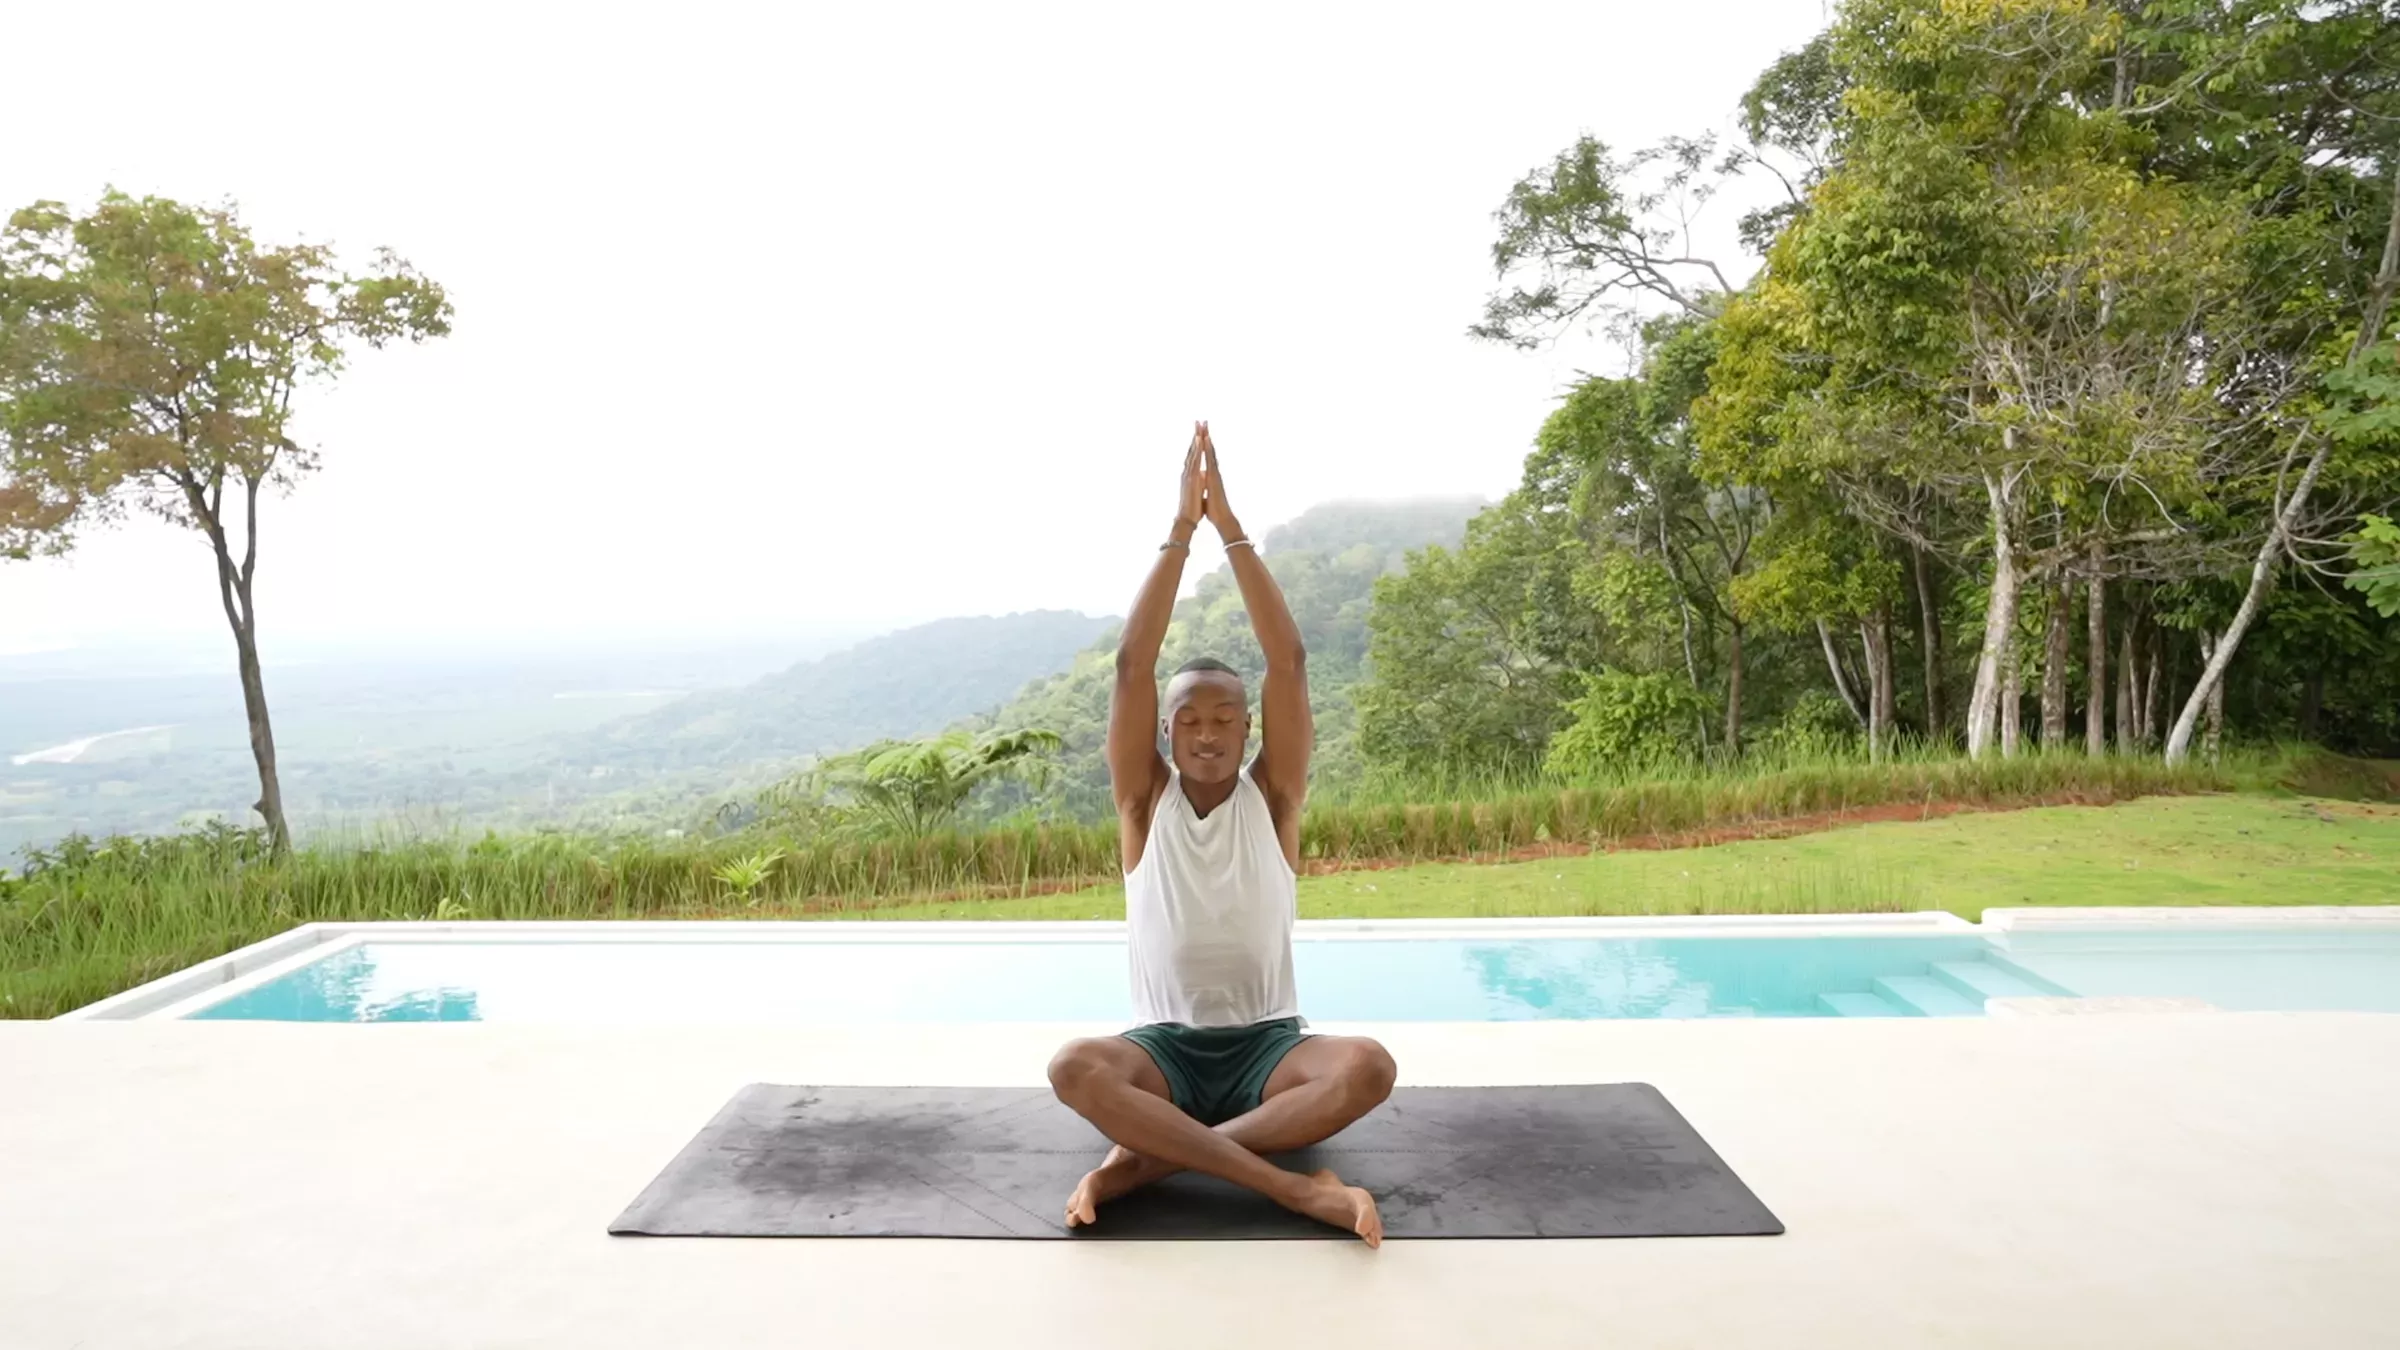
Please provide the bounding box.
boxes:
[81,911,2400,1023]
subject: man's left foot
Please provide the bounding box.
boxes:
[1300,1168,1383,1247]
[1063,1145,1172,1228]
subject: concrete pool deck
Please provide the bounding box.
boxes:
[4,1013,2397,1348]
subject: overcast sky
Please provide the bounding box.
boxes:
[2,0,1827,661]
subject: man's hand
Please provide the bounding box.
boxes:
[1198,422,1242,538]
[1177,422,1206,532]
[1197,419,1308,865]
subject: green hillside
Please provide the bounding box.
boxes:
[573,610,1114,772]
[960,498,1487,819]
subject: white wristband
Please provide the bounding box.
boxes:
[1224,538,1254,551]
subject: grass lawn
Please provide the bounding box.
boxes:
[852,794,2400,922]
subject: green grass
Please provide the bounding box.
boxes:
[0,746,2385,1019]
[859,794,2400,922]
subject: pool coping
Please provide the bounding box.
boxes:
[1983,905,2400,930]
[57,906,2400,1021]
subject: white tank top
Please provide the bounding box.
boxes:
[1125,763,1300,1028]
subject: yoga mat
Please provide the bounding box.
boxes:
[609,1083,1783,1240]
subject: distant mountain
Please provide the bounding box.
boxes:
[960,497,1487,820]
[1,502,1479,854]
[570,610,1116,771]
[1260,497,1489,555]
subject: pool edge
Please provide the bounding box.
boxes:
[70,907,2400,1021]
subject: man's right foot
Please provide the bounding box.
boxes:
[1064,1145,1168,1228]
[1296,1168,1383,1247]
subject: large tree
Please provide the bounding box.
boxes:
[2165,163,2400,760]
[0,193,450,852]
[1355,500,1601,777]
[1700,0,2372,759]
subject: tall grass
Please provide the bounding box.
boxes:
[1301,743,2227,864]
[0,746,2268,1019]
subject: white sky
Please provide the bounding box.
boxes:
[2,0,1827,661]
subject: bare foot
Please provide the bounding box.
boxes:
[1298,1168,1383,1247]
[1064,1145,1169,1229]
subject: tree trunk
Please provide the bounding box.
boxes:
[2117,626,2137,754]
[2140,632,2163,749]
[1912,543,1945,741]
[229,584,290,853]
[2204,644,2226,765]
[1966,467,2021,760]
[1724,616,1745,754]
[1663,514,1708,751]
[2165,631,2183,744]
[2168,155,2400,764]
[2131,629,2150,746]
[1862,604,1896,761]
[1818,619,1867,729]
[194,474,292,856]
[2086,548,2107,755]
[2001,648,2023,757]
[2041,579,2070,747]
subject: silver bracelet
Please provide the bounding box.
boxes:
[1224,537,1254,551]
[1160,539,1190,552]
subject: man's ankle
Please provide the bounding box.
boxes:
[1272,1169,1322,1205]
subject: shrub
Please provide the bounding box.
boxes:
[1543,670,1711,778]
[1760,690,1861,759]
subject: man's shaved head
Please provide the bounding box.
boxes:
[1165,656,1245,711]
[1162,657,1249,785]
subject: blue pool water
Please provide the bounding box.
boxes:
[184,928,2400,1022]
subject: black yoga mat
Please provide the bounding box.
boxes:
[609,1083,1782,1240]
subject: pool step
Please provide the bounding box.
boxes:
[1931,958,2051,1004]
[1816,991,1907,1018]
[1873,974,1983,1017]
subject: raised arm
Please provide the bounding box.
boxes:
[1199,427,1310,843]
[1108,428,1207,856]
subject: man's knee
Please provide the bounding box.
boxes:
[1334,1037,1398,1105]
[1047,1037,1123,1101]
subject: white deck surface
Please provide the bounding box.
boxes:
[4,1013,2397,1349]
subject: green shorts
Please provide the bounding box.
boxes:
[1121,1017,1311,1127]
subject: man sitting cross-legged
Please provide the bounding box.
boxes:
[1046,421,1397,1246]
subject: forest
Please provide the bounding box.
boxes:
[939,0,2400,828]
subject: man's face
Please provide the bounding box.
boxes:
[1162,672,1249,785]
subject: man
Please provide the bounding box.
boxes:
[1046,422,1397,1246]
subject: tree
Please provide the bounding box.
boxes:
[1471,134,1737,347]
[1355,502,1599,777]
[1699,0,2343,760]
[1490,314,1778,752]
[780,729,1063,837]
[0,193,450,852]
[1729,503,1904,756]
[2167,164,2400,761]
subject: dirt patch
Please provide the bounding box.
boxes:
[2306,798,2400,822]
[789,880,1104,916]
